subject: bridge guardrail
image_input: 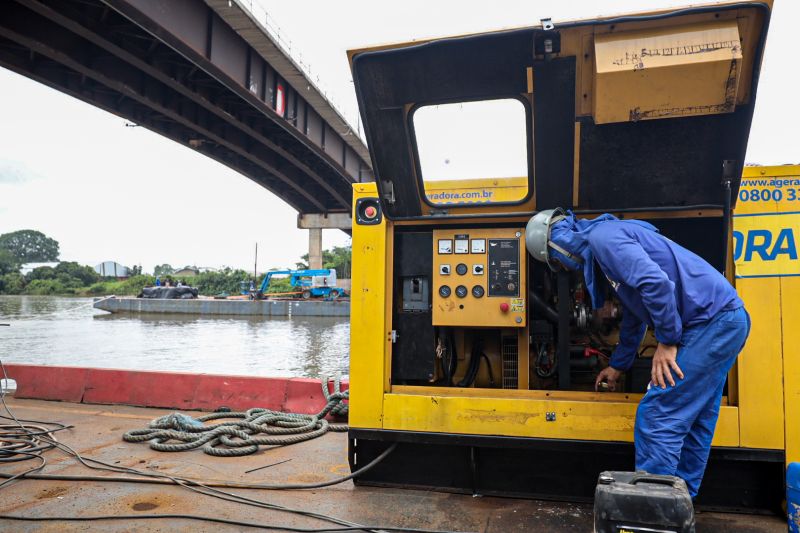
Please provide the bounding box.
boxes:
[235,0,366,144]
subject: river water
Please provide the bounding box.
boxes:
[0,296,349,378]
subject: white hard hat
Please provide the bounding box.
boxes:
[525,207,582,271]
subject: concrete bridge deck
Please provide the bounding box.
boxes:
[0,0,372,214]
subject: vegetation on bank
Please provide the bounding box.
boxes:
[0,268,295,297]
[0,229,350,297]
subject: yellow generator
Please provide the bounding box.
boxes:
[346,1,787,510]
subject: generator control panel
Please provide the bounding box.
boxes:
[432,228,526,327]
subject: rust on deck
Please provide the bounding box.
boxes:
[0,398,785,532]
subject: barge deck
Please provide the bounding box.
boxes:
[0,397,784,532]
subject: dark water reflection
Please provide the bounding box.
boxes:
[0,296,349,378]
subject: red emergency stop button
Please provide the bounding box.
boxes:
[364,205,377,219]
[500,302,510,313]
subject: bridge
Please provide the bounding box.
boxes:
[0,0,370,267]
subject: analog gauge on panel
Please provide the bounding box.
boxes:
[471,285,485,298]
[439,285,452,298]
[455,285,468,298]
[456,263,468,276]
[438,239,453,254]
[454,239,469,254]
[470,239,486,254]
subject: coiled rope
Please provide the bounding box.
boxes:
[123,376,348,457]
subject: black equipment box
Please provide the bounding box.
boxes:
[594,471,695,533]
[140,287,198,299]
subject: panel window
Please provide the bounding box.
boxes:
[413,99,529,205]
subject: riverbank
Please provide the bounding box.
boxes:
[1,272,261,297]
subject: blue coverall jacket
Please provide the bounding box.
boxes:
[549,215,750,498]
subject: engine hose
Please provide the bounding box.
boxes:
[446,330,458,385]
[436,328,451,386]
[457,340,482,388]
[480,353,495,386]
[530,292,559,324]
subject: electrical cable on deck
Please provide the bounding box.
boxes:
[0,362,473,533]
[0,513,474,533]
[122,375,349,456]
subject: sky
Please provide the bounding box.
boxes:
[1,0,797,273]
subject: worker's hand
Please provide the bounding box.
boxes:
[595,366,622,392]
[651,343,683,389]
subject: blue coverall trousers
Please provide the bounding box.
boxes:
[634,306,751,498]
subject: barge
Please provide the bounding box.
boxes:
[0,364,784,532]
[93,296,350,317]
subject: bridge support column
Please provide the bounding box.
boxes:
[298,213,353,270]
[308,228,323,270]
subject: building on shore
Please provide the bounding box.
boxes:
[94,261,129,278]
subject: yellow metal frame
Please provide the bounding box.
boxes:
[736,165,800,458]
[352,166,799,459]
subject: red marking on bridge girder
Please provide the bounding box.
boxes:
[3,364,348,418]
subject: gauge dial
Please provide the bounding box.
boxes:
[454,239,469,254]
[439,285,451,298]
[470,239,486,254]
[438,239,452,254]
[471,285,485,298]
[455,285,468,298]
[455,263,468,276]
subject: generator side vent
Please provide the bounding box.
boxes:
[501,336,518,389]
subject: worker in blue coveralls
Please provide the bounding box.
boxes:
[525,208,751,499]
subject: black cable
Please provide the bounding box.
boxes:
[436,328,452,386]
[479,353,494,386]
[0,513,467,533]
[0,359,402,533]
[442,329,457,386]
[457,339,482,388]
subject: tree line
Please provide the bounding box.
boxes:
[0,229,351,296]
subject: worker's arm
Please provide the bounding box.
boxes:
[589,225,684,388]
[588,226,682,346]
[610,308,646,372]
[595,308,645,391]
